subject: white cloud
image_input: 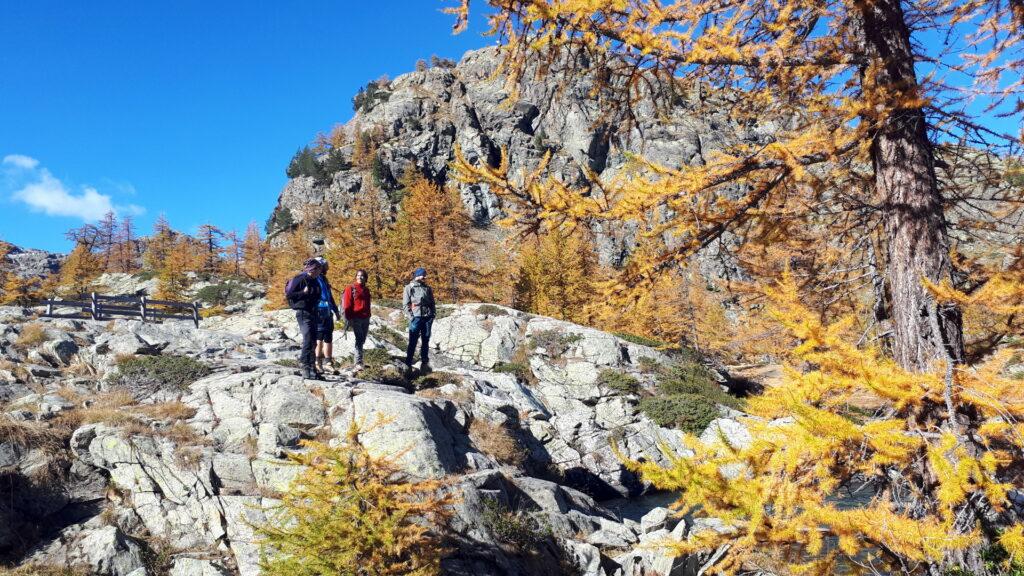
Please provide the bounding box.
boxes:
[3,155,145,222]
[3,154,40,170]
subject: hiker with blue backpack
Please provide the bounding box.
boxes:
[403,267,435,372]
[285,258,327,380]
[312,256,341,375]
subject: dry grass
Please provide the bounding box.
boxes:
[0,359,29,382]
[469,418,526,466]
[418,385,474,405]
[14,323,50,349]
[0,415,65,453]
[136,401,197,421]
[0,565,90,576]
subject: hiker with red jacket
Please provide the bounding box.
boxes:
[342,269,372,370]
[285,258,324,380]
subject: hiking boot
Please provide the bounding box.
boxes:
[300,366,313,379]
[354,364,363,373]
[315,357,324,373]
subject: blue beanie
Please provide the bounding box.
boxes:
[413,267,427,278]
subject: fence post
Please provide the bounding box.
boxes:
[90,292,98,321]
[140,296,148,322]
[192,302,200,328]
[45,300,52,317]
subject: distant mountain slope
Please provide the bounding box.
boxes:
[1,241,63,279]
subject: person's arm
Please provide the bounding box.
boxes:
[342,286,353,317]
[402,284,412,317]
[427,286,436,316]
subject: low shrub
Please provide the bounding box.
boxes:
[359,348,406,386]
[274,358,299,368]
[528,330,583,355]
[108,355,211,393]
[481,498,551,551]
[614,332,668,348]
[475,304,508,317]
[373,324,408,350]
[15,323,50,349]
[469,418,526,466]
[493,362,531,380]
[194,281,251,307]
[597,369,640,395]
[413,371,463,390]
[639,393,720,435]
[658,364,740,409]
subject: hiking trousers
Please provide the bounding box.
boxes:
[406,316,433,367]
[295,309,316,370]
[349,317,370,364]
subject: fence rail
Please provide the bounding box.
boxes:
[41,293,201,328]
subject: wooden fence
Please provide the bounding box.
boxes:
[41,293,201,328]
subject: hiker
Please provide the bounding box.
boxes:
[313,257,342,374]
[403,267,435,371]
[285,258,324,379]
[341,269,372,370]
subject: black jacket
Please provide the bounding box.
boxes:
[286,272,322,312]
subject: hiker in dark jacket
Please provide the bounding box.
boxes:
[402,267,435,371]
[285,258,324,379]
[341,269,371,370]
[312,257,341,374]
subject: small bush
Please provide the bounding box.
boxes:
[194,281,251,307]
[108,355,212,393]
[373,325,408,350]
[614,332,668,348]
[481,498,550,550]
[639,393,720,435]
[256,424,453,576]
[359,348,407,386]
[597,369,640,395]
[528,330,583,355]
[15,323,50,349]
[469,418,526,466]
[493,362,531,380]
[658,364,740,409]
[0,565,90,576]
[413,371,463,390]
[274,358,299,368]
[637,357,662,374]
[475,304,508,317]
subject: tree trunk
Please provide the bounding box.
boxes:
[858,0,965,373]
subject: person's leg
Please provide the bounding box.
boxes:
[419,317,433,368]
[353,318,369,366]
[324,341,334,371]
[406,316,421,368]
[297,310,315,376]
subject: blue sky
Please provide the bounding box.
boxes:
[0,1,493,252]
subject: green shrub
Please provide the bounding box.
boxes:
[597,369,640,395]
[108,355,211,392]
[528,330,583,355]
[475,304,508,317]
[658,363,740,409]
[493,362,531,381]
[639,393,720,435]
[435,306,454,320]
[413,371,463,390]
[373,325,408,350]
[194,281,251,307]
[480,498,549,550]
[274,359,299,368]
[614,332,668,348]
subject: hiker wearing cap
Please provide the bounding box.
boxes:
[402,267,435,371]
[313,257,341,374]
[341,269,372,370]
[284,258,324,380]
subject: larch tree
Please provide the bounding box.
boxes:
[447,1,1024,573]
[222,229,243,277]
[155,238,194,301]
[114,216,138,274]
[513,225,600,324]
[449,0,1023,373]
[241,222,269,281]
[195,224,223,275]
[57,242,102,297]
[96,211,119,272]
[143,215,176,273]
[383,173,478,302]
[325,178,394,296]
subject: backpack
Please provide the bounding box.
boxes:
[284,273,308,310]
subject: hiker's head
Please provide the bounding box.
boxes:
[314,256,329,272]
[303,258,323,277]
[355,269,367,284]
[413,267,427,281]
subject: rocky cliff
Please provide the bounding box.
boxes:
[270,47,775,269]
[0,296,753,575]
[1,242,63,280]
